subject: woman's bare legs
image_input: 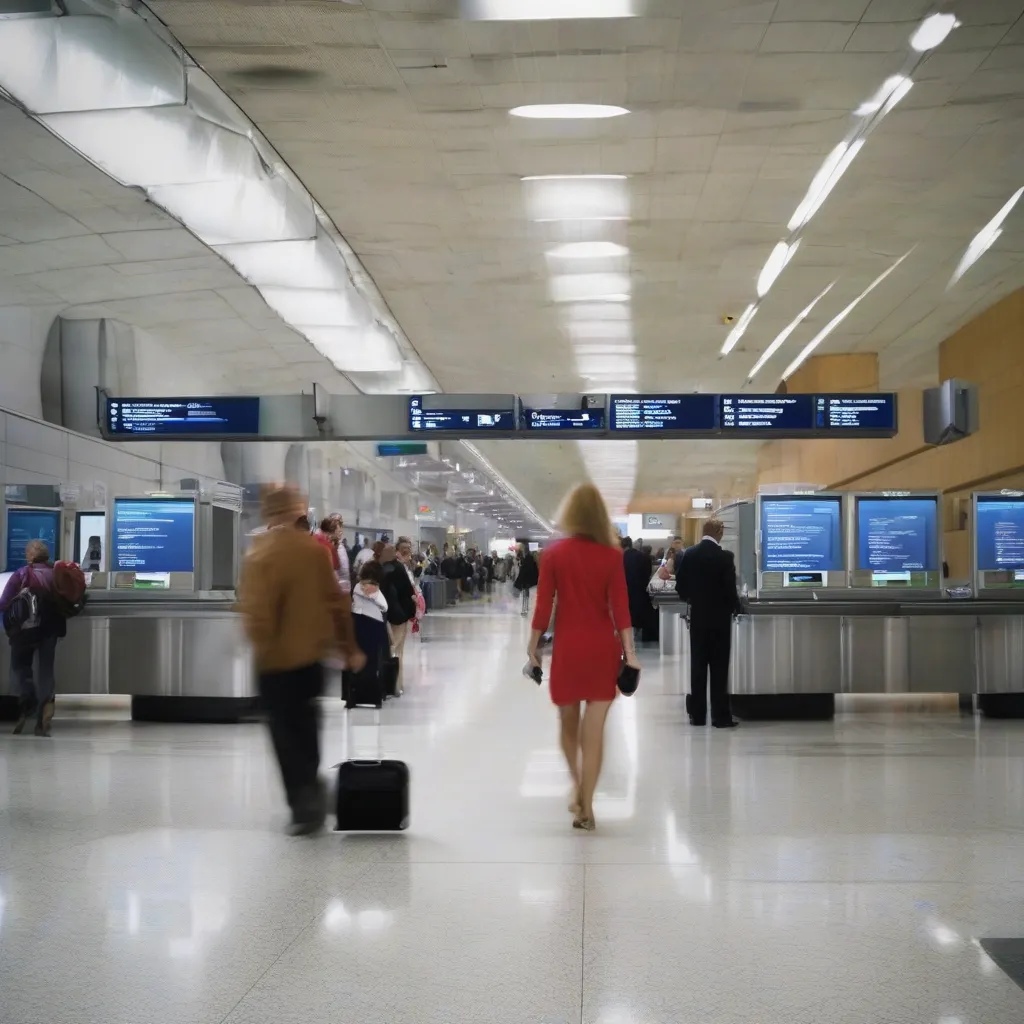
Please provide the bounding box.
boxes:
[558,703,582,810]
[578,700,613,827]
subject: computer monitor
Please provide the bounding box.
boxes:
[974,492,1024,593]
[111,496,196,588]
[851,493,940,590]
[4,506,61,571]
[757,493,845,591]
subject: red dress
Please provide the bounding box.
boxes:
[531,536,631,706]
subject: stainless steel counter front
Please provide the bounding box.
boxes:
[0,594,256,720]
[653,596,1024,696]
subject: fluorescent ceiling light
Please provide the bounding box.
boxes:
[756,239,801,298]
[523,177,629,222]
[787,139,864,232]
[573,344,637,355]
[565,302,631,321]
[548,241,629,260]
[565,320,633,341]
[854,75,912,117]
[302,325,403,373]
[576,354,637,374]
[0,15,185,114]
[781,250,913,380]
[720,303,757,355]
[151,178,316,245]
[746,282,835,381]
[523,175,627,182]
[510,104,629,119]
[462,0,636,18]
[42,106,265,188]
[910,13,959,52]
[551,273,630,303]
[261,286,372,328]
[948,187,1024,288]
[216,238,349,290]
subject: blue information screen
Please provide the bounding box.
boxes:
[721,395,814,432]
[976,497,1024,571]
[523,408,605,431]
[856,497,938,572]
[760,496,844,572]
[609,394,717,431]
[5,508,60,571]
[409,397,513,431]
[106,397,260,436]
[112,498,195,573]
[816,394,897,432]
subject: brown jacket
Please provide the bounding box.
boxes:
[238,526,359,673]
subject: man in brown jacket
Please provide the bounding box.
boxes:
[239,485,365,835]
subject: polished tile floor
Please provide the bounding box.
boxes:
[2,591,1024,1023]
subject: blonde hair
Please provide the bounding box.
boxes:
[25,539,50,564]
[557,483,619,548]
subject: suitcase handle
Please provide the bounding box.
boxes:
[349,759,384,766]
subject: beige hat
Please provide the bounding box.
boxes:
[260,485,305,527]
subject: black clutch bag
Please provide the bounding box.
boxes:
[617,661,640,696]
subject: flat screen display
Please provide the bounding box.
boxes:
[816,394,897,432]
[112,498,195,573]
[5,508,60,571]
[106,397,260,436]
[609,394,717,431]
[976,496,1024,571]
[760,496,844,573]
[523,408,605,430]
[721,395,814,432]
[74,511,107,572]
[408,397,513,431]
[856,497,938,572]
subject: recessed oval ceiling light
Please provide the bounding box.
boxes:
[548,241,629,259]
[910,13,959,52]
[510,104,629,119]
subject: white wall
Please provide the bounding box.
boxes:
[0,305,64,419]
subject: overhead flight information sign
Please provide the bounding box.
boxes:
[523,408,605,431]
[409,397,514,432]
[609,394,718,432]
[721,395,813,432]
[817,394,897,432]
[106,397,260,436]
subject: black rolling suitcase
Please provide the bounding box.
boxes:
[335,708,409,831]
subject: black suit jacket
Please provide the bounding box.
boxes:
[675,539,742,631]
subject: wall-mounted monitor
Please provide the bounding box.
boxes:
[758,494,845,588]
[74,510,107,572]
[851,493,940,589]
[106,397,260,437]
[112,497,196,575]
[408,396,514,432]
[974,492,1024,593]
[4,506,61,571]
[609,394,717,432]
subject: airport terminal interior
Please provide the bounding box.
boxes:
[3,0,1024,1021]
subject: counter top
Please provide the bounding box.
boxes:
[652,594,1024,616]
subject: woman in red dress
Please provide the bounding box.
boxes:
[527,483,639,832]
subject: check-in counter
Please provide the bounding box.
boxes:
[653,595,1024,717]
[0,592,256,722]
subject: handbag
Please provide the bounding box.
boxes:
[617,660,640,696]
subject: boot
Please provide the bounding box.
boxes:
[12,697,36,735]
[34,699,54,737]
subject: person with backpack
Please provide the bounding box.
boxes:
[0,540,85,736]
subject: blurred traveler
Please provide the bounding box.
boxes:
[295,514,311,532]
[349,561,391,701]
[238,486,364,835]
[675,518,742,729]
[380,543,417,695]
[526,483,637,833]
[514,544,539,616]
[623,536,656,642]
[353,537,374,574]
[315,515,351,593]
[0,540,67,736]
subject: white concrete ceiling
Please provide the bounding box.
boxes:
[142,0,1024,511]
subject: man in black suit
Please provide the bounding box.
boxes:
[623,536,655,643]
[675,518,742,728]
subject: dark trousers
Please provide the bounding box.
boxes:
[259,662,325,820]
[11,635,58,711]
[688,624,732,724]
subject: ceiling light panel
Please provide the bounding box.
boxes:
[302,325,403,373]
[547,241,629,260]
[910,13,959,52]
[510,104,629,119]
[787,139,864,232]
[523,177,630,222]
[260,286,373,328]
[551,274,631,302]
[948,187,1024,289]
[781,250,913,380]
[565,320,633,341]
[747,283,834,382]
[0,15,185,114]
[42,107,265,188]
[565,302,632,321]
[756,239,801,299]
[216,237,349,290]
[462,0,636,18]
[720,303,757,355]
